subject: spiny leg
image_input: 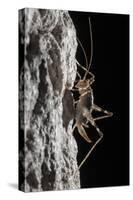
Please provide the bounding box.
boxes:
[72,122,90,141]
[77,123,92,143]
[78,117,103,170]
[93,104,113,121]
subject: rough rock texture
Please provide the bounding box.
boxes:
[19,8,80,192]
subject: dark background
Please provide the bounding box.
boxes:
[69,11,129,188]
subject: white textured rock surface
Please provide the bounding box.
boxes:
[19,8,80,192]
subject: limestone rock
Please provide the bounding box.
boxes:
[19,8,80,192]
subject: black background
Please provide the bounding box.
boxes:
[69,11,129,188]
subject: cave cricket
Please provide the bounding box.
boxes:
[72,18,113,170]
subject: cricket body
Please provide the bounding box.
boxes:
[73,18,113,169]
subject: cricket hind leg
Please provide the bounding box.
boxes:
[93,104,113,121]
[78,117,103,170]
[76,123,92,143]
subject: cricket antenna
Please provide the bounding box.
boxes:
[76,17,93,80]
[83,17,93,80]
[77,37,89,71]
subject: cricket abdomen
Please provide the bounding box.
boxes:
[75,90,93,124]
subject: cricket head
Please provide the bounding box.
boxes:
[75,79,91,89]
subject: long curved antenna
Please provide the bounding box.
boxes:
[83,17,93,80]
[76,18,93,80]
[77,37,89,69]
